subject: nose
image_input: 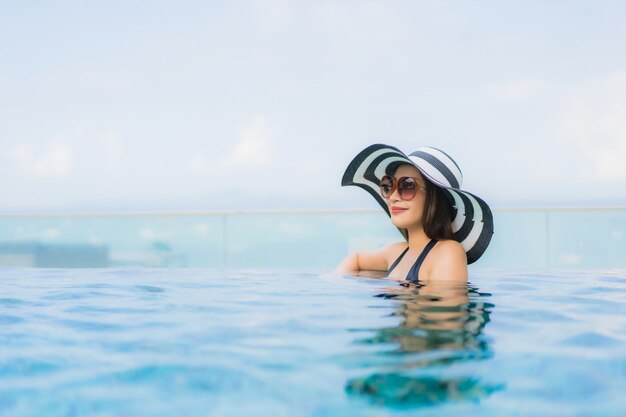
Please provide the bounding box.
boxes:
[388,186,401,203]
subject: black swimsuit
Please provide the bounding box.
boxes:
[386,239,438,283]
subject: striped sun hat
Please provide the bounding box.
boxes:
[341,144,494,264]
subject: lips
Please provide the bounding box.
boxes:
[390,207,408,215]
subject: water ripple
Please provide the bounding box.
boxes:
[0,268,625,416]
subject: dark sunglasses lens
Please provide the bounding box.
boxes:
[380,176,394,198]
[398,178,417,200]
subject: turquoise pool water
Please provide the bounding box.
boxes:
[1,268,625,416]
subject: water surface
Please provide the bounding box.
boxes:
[1,268,625,416]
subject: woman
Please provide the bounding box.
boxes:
[336,144,494,284]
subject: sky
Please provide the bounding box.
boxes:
[1,0,625,212]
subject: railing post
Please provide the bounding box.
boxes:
[545,209,550,269]
[221,213,228,268]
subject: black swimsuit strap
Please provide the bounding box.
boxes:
[385,246,409,277]
[407,239,438,283]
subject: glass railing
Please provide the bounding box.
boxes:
[0,208,624,269]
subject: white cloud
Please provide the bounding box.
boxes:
[217,113,280,170]
[13,139,73,178]
[186,114,280,179]
[10,129,124,180]
[97,130,123,175]
[470,71,626,205]
[187,153,211,175]
[484,80,541,100]
[557,71,626,182]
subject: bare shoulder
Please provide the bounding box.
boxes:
[368,241,408,270]
[384,241,409,252]
[381,241,409,261]
[426,239,468,282]
[433,240,466,258]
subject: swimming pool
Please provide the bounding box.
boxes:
[1,268,625,416]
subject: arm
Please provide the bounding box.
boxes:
[335,243,405,274]
[335,252,360,273]
[335,250,387,274]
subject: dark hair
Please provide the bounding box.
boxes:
[422,177,455,241]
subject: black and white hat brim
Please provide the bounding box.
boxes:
[341,144,494,264]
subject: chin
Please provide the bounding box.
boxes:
[390,217,419,229]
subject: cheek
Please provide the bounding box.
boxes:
[408,197,424,211]
[408,199,426,219]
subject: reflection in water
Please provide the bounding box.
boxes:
[346,280,503,407]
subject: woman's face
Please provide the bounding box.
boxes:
[384,164,427,230]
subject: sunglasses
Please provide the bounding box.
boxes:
[379,175,426,200]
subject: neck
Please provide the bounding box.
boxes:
[406,225,431,248]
